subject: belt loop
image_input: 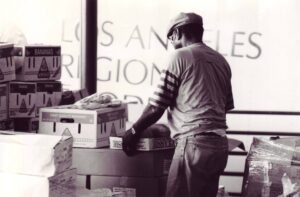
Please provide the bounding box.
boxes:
[175,139,178,146]
[182,137,188,155]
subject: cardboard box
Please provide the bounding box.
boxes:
[36,81,62,117]
[39,103,128,148]
[243,181,281,197]
[0,132,72,176]
[110,136,242,152]
[72,148,174,177]
[244,160,300,197]
[0,83,8,121]
[14,45,61,81]
[0,168,76,197]
[90,175,167,197]
[8,81,37,118]
[247,137,300,165]
[242,137,300,196]
[76,175,87,188]
[110,136,175,151]
[13,117,39,133]
[0,43,16,83]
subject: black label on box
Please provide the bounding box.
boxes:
[37,81,62,93]
[97,109,126,123]
[10,83,36,94]
[0,47,13,58]
[25,46,61,57]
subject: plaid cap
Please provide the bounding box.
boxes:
[166,12,203,38]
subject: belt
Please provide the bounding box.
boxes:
[175,131,222,141]
[193,132,221,137]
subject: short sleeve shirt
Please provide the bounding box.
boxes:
[149,43,234,138]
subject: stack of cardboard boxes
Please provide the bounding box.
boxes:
[0,42,78,196]
[0,42,63,133]
[38,100,175,196]
[242,137,300,196]
[0,132,75,197]
[13,44,63,132]
[0,43,16,129]
[73,148,174,197]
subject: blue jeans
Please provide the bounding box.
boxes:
[166,134,228,197]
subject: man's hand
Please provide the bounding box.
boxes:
[121,104,165,156]
[122,128,139,156]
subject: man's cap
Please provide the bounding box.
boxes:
[166,12,203,38]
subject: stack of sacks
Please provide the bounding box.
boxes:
[72,124,175,197]
[10,44,63,133]
[242,137,300,197]
[39,93,128,148]
[0,43,16,130]
[0,131,75,197]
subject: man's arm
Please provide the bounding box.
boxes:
[226,83,234,112]
[122,104,165,156]
[131,104,165,135]
[122,67,179,155]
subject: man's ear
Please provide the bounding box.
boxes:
[176,28,182,40]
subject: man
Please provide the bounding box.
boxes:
[122,12,234,197]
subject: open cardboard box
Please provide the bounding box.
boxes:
[0,168,76,197]
[0,131,72,176]
[39,103,128,148]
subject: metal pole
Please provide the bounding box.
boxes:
[81,0,97,94]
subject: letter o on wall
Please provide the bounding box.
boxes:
[123,59,148,85]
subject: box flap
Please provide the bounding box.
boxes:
[0,132,70,148]
[228,138,245,151]
[0,131,72,176]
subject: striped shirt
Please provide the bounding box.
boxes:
[149,43,234,138]
[149,70,179,109]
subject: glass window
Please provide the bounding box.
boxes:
[97,0,172,104]
[97,0,300,112]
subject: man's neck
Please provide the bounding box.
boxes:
[183,40,203,47]
[182,36,203,47]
